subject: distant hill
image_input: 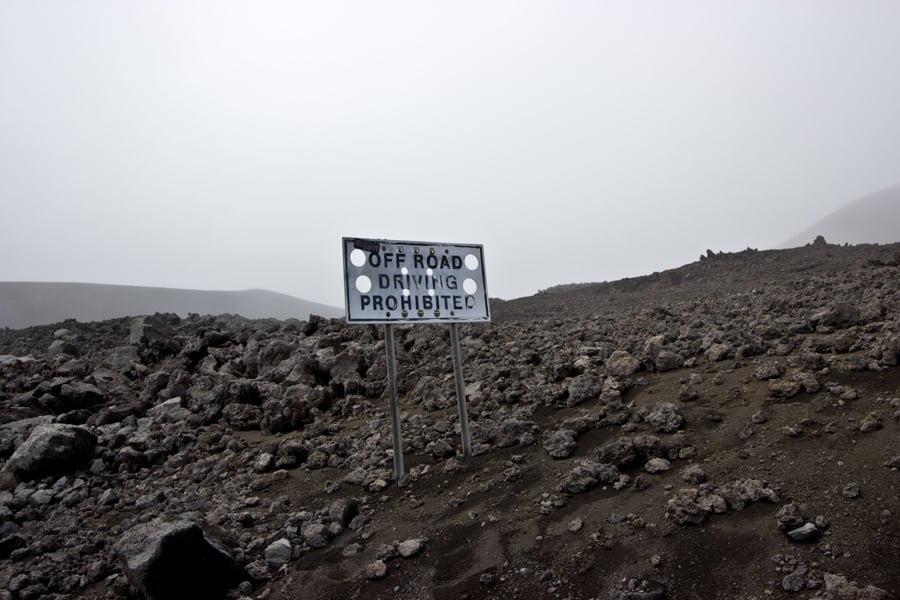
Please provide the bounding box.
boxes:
[493,241,900,320]
[781,184,900,248]
[0,282,343,329]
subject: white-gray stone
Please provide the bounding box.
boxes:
[398,538,427,558]
[644,458,672,474]
[3,424,96,481]
[787,522,819,542]
[264,538,293,568]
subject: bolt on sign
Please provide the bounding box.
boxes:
[342,237,490,324]
[342,237,491,480]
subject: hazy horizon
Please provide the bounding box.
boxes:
[3,1,899,306]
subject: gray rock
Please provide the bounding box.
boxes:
[654,350,682,372]
[376,542,400,561]
[842,483,861,499]
[301,522,329,549]
[328,497,359,527]
[665,489,709,525]
[129,316,182,356]
[597,437,637,466]
[606,351,641,378]
[428,438,455,458]
[644,402,683,433]
[680,464,707,484]
[3,424,96,481]
[114,518,246,600]
[609,578,666,600]
[566,374,603,406]
[397,538,427,558]
[561,414,598,434]
[859,414,882,433]
[776,503,806,531]
[147,397,191,423]
[261,394,312,434]
[366,559,388,580]
[135,490,165,510]
[644,458,671,474]
[561,460,619,494]
[821,573,889,600]
[543,429,578,459]
[787,522,819,542]
[244,559,271,582]
[47,339,80,358]
[696,493,727,514]
[717,478,779,510]
[495,418,538,448]
[264,538,293,568]
[0,354,32,367]
[98,488,120,506]
[769,380,803,398]
[221,403,262,430]
[782,571,805,592]
[705,343,731,362]
[754,363,784,381]
[817,303,861,329]
[252,453,276,473]
[368,478,388,492]
[667,479,779,525]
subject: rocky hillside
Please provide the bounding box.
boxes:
[0,241,898,600]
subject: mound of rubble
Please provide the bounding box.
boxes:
[0,241,898,599]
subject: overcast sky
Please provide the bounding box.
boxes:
[2,1,899,306]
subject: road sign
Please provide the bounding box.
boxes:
[343,237,490,324]
[342,236,491,479]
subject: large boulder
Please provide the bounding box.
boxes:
[815,303,861,330]
[543,429,578,459]
[114,519,246,600]
[566,373,603,406]
[130,316,182,357]
[606,351,641,378]
[3,423,96,481]
[560,459,620,494]
[643,402,684,433]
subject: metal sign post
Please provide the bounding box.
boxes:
[383,324,405,479]
[342,237,490,478]
[449,323,472,456]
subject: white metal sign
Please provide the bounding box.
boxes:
[343,237,490,324]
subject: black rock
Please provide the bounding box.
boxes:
[114,518,246,600]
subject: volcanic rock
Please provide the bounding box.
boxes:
[788,522,820,542]
[543,429,578,459]
[606,351,641,378]
[264,538,293,568]
[560,460,620,494]
[3,423,96,481]
[114,518,246,600]
[129,316,182,357]
[641,402,683,433]
[397,538,427,558]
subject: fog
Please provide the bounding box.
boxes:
[2,1,899,307]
